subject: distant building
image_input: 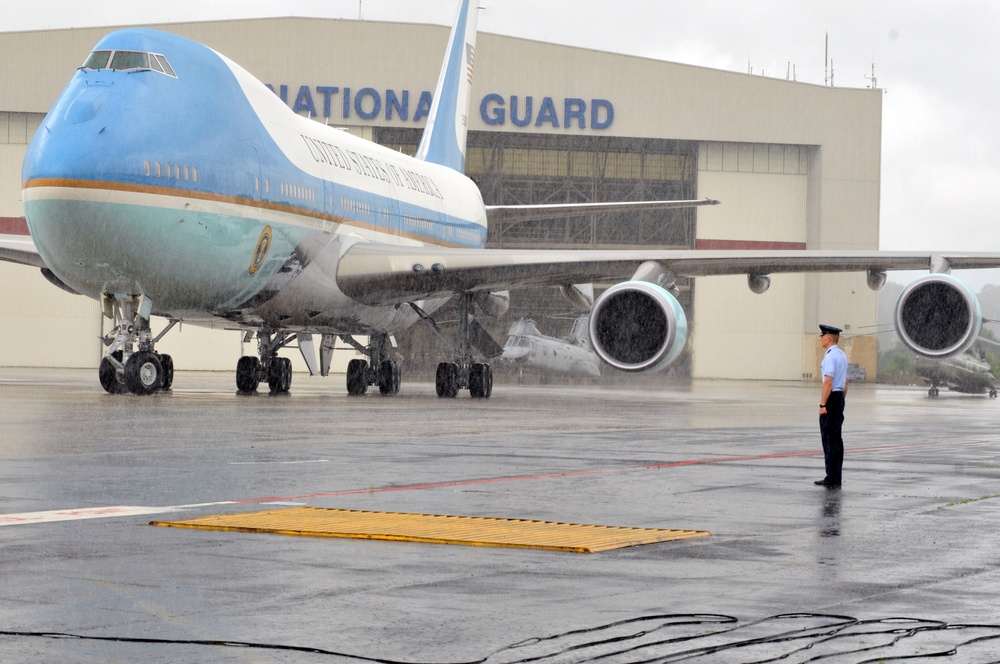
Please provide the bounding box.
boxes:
[0,17,881,380]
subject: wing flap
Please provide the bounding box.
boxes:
[337,243,1000,307]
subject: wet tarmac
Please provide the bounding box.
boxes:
[2,368,1000,662]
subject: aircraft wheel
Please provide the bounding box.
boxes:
[469,362,493,399]
[347,359,368,396]
[236,356,260,393]
[991,390,997,399]
[124,351,163,395]
[435,362,458,398]
[158,353,174,390]
[378,360,400,396]
[268,357,292,394]
[98,351,127,394]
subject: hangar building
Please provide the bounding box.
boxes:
[0,17,882,381]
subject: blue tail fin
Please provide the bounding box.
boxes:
[415,0,479,173]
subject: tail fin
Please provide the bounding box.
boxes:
[415,0,479,173]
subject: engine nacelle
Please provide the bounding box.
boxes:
[747,272,771,295]
[895,273,981,358]
[473,290,510,317]
[588,280,688,372]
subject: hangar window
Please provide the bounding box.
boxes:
[700,142,809,176]
[80,50,177,78]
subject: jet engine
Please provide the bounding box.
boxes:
[895,273,981,358]
[588,280,688,372]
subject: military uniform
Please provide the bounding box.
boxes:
[816,324,848,488]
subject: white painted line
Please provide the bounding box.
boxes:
[0,506,176,526]
[229,460,330,465]
[0,501,240,527]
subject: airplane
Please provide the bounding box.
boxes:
[501,316,601,383]
[914,347,999,398]
[3,0,1000,400]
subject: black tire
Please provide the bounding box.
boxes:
[378,360,399,396]
[268,357,292,394]
[98,351,127,394]
[158,353,174,390]
[470,362,493,399]
[347,359,368,396]
[435,362,458,398]
[236,356,260,393]
[124,351,163,395]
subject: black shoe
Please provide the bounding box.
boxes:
[814,478,831,485]
[814,478,842,487]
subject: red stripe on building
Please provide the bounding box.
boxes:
[0,217,29,235]
[696,239,807,250]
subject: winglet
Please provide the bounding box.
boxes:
[415,0,479,173]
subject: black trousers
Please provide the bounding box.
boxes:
[819,391,846,482]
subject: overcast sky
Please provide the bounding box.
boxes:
[7,1,1000,288]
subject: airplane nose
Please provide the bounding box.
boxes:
[62,85,111,124]
[502,346,528,360]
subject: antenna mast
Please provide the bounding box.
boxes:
[824,33,834,86]
[866,61,878,89]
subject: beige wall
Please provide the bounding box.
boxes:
[694,169,810,379]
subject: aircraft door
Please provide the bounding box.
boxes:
[382,178,402,239]
[242,143,261,200]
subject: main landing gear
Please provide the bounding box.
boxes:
[235,329,295,395]
[98,294,175,395]
[422,293,500,399]
[340,332,402,397]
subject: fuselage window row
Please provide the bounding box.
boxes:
[143,160,198,182]
[341,196,371,217]
[280,182,317,203]
[403,214,434,235]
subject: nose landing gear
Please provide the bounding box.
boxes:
[99,294,175,395]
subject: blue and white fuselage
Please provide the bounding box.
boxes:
[23,28,487,334]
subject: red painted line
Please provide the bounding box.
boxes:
[235,438,994,505]
[695,238,807,250]
[0,217,28,235]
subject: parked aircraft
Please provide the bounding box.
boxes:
[502,317,601,382]
[3,0,1000,399]
[915,348,998,398]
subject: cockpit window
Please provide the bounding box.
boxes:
[505,336,530,349]
[80,49,177,77]
[153,54,176,77]
[110,51,149,70]
[81,50,111,70]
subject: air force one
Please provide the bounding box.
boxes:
[2,0,1000,398]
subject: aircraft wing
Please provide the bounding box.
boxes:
[0,233,45,269]
[337,244,1000,306]
[485,198,719,224]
